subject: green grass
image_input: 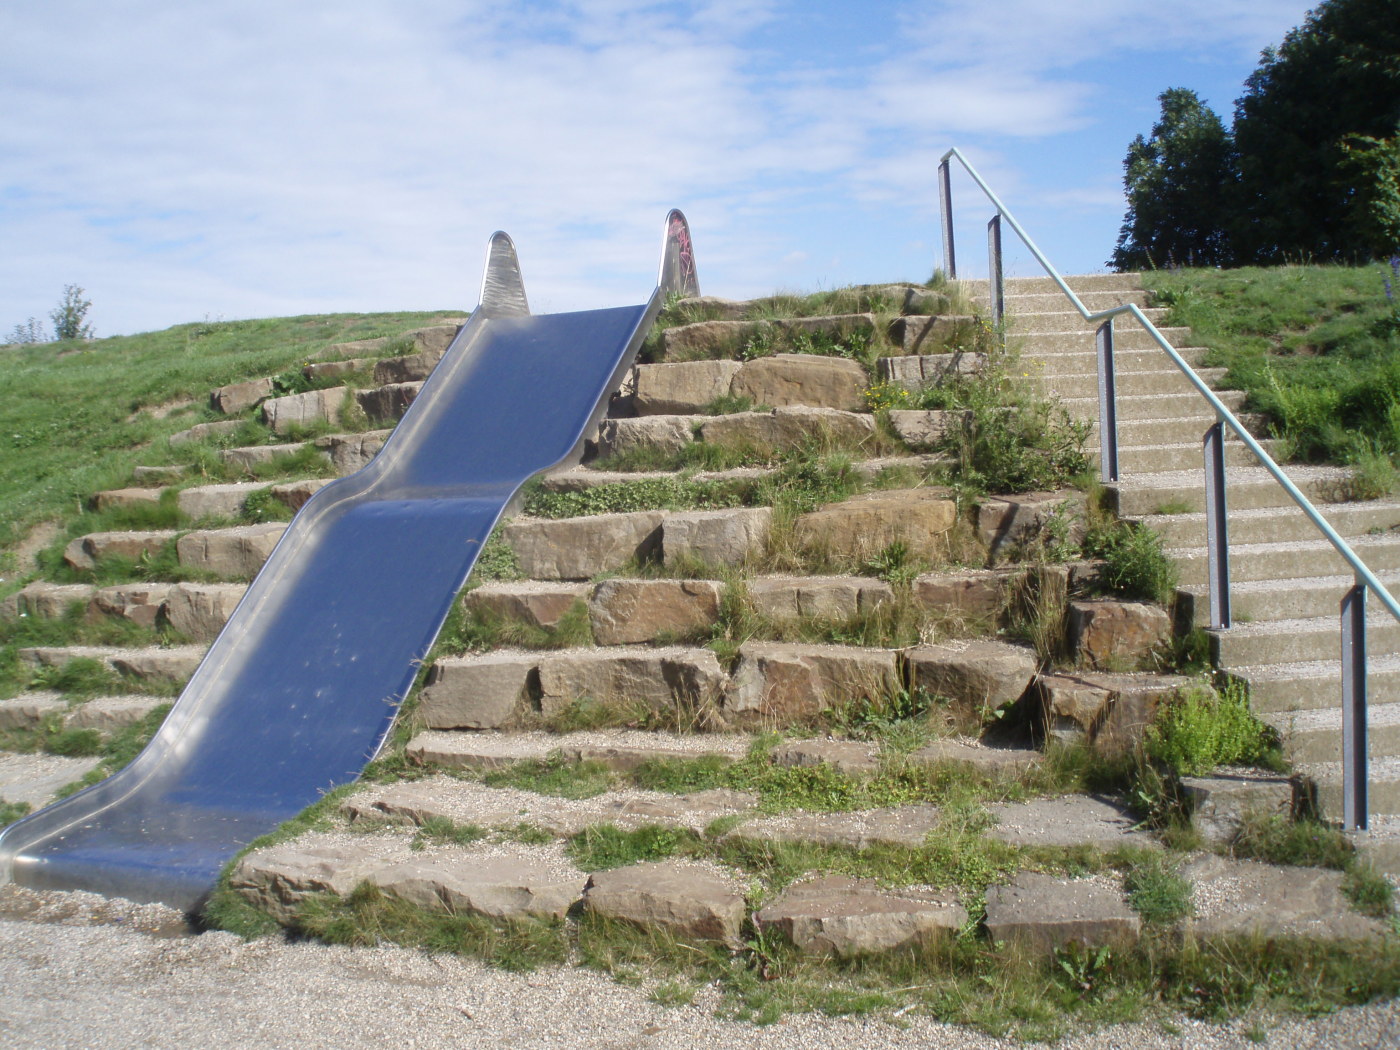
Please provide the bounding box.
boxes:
[1144,263,1400,472]
[0,800,33,829]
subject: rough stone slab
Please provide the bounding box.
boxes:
[0,694,69,731]
[906,739,1042,775]
[726,642,900,725]
[746,575,892,623]
[370,855,585,920]
[356,382,422,423]
[699,406,874,452]
[593,415,694,460]
[90,584,173,628]
[270,478,333,511]
[160,582,246,642]
[1067,600,1172,671]
[730,353,867,411]
[728,804,944,850]
[315,431,391,475]
[912,569,1008,625]
[92,487,163,513]
[877,350,986,384]
[504,511,664,580]
[583,860,746,945]
[1180,774,1297,846]
[588,578,722,645]
[302,358,373,382]
[1184,854,1387,941]
[218,442,310,473]
[661,508,771,570]
[905,639,1038,718]
[210,376,275,415]
[1,582,96,621]
[592,788,756,834]
[63,530,178,572]
[463,581,591,630]
[756,876,967,957]
[0,752,101,809]
[631,360,743,415]
[107,646,204,686]
[1041,672,1194,755]
[176,523,287,578]
[65,696,165,732]
[659,319,761,360]
[404,731,552,771]
[230,840,391,925]
[537,647,725,722]
[168,420,245,447]
[262,387,346,435]
[373,348,445,385]
[769,739,880,775]
[793,488,956,564]
[401,323,463,355]
[404,731,748,773]
[176,482,265,521]
[886,410,969,451]
[985,872,1140,952]
[977,492,1086,564]
[418,652,539,730]
[1038,673,1115,746]
[886,317,980,355]
[985,795,1157,849]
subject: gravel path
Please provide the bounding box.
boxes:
[1,890,1398,1050]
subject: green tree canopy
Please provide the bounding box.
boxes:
[1110,88,1237,270]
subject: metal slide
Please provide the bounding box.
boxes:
[0,211,700,913]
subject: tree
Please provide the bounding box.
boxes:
[1110,88,1238,271]
[1232,0,1400,262]
[49,284,92,341]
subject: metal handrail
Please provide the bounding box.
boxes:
[939,146,1398,830]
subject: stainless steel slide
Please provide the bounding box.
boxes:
[0,211,700,912]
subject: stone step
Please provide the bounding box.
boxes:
[3,580,247,642]
[1099,438,1278,475]
[1008,307,1170,335]
[1108,465,1358,516]
[1017,326,1192,354]
[997,290,1152,313]
[1350,817,1400,875]
[1090,415,1265,451]
[1210,610,1400,667]
[0,692,167,735]
[1261,701,1400,766]
[1040,366,1227,400]
[405,729,753,771]
[1303,756,1400,820]
[1059,390,1247,422]
[0,752,103,810]
[1139,500,1400,549]
[538,455,947,492]
[1180,570,1400,626]
[218,441,321,473]
[16,645,206,688]
[1171,533,1400,588]
[1029,345,1208,376]
[1234,652,1400,714]
[961,272,1146,294]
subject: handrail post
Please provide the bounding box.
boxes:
[1204,420,1231,629]
[1342,579,1369,831]
[1095,319,1119,483]
[939,158,956,279]
[987,214,1004,350]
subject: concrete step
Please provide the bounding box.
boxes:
[1172,533,1400,588]
[1030,346,1209,376]
[997,290,1152,313]
[1018,327,1193,355]
[1234,652,1400,714]
[1040,366,1227,400]
[1210,609,1400,667]
[1009,308,1170,335]
[1180,569,1400,626]
[1261,701,1400,766]
[961,272,1146,295]
[1059,390,1247,422]
[1139,500,1400,549]
[1302,755,1400,820]
[1108,465,1359,516]
[1090,415,1265,451]
[1100,438,1278,475]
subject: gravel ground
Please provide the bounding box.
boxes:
[2,888,1399,1050]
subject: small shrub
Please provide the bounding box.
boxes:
[1083,520,1178,605]
[1145,681,1274,777]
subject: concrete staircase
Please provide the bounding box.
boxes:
[979,273,1400,844]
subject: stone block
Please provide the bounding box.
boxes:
[373,349,445,385]
[270,478,333,511]
[905,639,1038,720]
[176,482,264,521]
[107,647,205,686]
[536,647,725,722]
[659,319,756,361]
[404,324,462,355]
[161,582,247,642]
[315,431,391,475]
[262,387,346,435]
[977,492,1086,564]
[92,487,163,513]
[794,488,957,565]
[1037,671,1193,755]
[886,409,970,451]
[913,569,1007,625]
[631,360,743,415]
[583,860,746,945]
[877,351,986,385]
[418,652,539,730]
[168,420,245,447]
[661,508,771,570]
[302,358,373,382]
[355,382,421,423]
[370,856,585,921]
[907,739,1042,775]
[503,511,664,580]
[746,575,892,623]
[1182,854,1387,941]
[65,696,165,733]
[90,584,173,628]
[588,578,722,645]
[1067,600,1172,671]
[1,582,95,621]
[1180,773,1297,846]
[756,876,967,958]
[63,530,178,572]
[769,739,880,775]
[463,582,590,630]
[231,841,387,924]
[730,353,867,411]
[698,406,874,453]
[210,377,275,415]
[176,523,287,578]
[0,695,68,731]
[219,443,309,474]
[726,642,899,725]
[887,316,980,355]
[984,871,1140,952]
[592,416,694,461]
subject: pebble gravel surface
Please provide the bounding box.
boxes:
[2,887,1399,1050]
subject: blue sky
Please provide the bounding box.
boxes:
[1,0,1311,337]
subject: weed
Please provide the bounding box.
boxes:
[1343,863,1396,918]
[566,823,699,870]
[1124,854,1194,925]
[469,528,522,583]
[1082,519,1179,605]
[1230,814,1354,870]
[0,800,32,828]
[411,815,487,850]
[1145,681,1276,777]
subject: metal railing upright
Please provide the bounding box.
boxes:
[938,146,1399,831]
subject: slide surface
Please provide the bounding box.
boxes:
[0,215,697,911]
